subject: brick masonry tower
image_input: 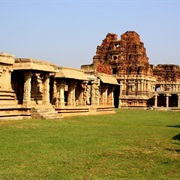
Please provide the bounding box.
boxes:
[92,31,156,108]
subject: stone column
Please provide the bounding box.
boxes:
[79,81,88,106]
[104,85,108,105]
[176,84,179,92]
[23,72,32,107]
[7,67,13,90]
[137,80,140,91]
[53,80,58,106]
[43,74,50,105]
[118,83,123,108]
[178,94,180,108]
[166,94,170,108]
[67,81,77,106]
[108,86,115,106]
[154,93,158,108]
[59,80,66,107]
[140,80,144,91]
[100,85,108,105]
[91,79,100,106]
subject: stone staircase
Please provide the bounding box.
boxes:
[31,105,63,119]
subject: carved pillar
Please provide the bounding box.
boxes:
[100,85,108,105]
[85,84,91,105]
[137,80,140,91]
[140,80,144,91]
[7,67,13,90]
[80,81,88,106]
[23,72,32,107]
[53,80,59,106]
[146,81,148,91]
[43,74,50,105]
[176,84,179,92]
[67,81,77,106]
[144,81,147,91]
[91,79,100,106]
[108,86,115,106]
[104,85,109,105]
[59,80,66,107]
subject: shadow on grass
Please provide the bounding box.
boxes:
[172,133,180,141]
[165,125,180,152]
[165,148,180,153]
[166,125,180,140]
[166,125,180,128]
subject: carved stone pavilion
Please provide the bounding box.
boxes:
[0,53,118,120]
[0,31,180,119]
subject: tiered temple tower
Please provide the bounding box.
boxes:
[92,31,156,108]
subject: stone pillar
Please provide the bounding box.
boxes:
[79,81,88,106]
[100,85,108,105]
[104,85,108,105]
[154,93,158,108]
[91,79,100,106]
[178,94,180,108]
[176,84,179,92]
[67,81,77,106]
[59,81,66,107]
[166,94,170,108]
[23,72,32,107]
[140,80,144,91]
[118,83,123,108]
[53,80,58,106]
[137,80,140,91]
[43,74,50,105]
[7,67,13,90]
[108,86,115,106]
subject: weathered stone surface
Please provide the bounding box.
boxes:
[93,31,153,76]
[0,52,14,64]
[13,58,57,72]
[153,64,180,82]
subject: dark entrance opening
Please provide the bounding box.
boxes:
[50,76,54,104]
[157,94,166,107]
[169,94,178,107]
[113,68,117,74]
[147,97,154,107]
[11,71,24,104]
[114,85,120,108]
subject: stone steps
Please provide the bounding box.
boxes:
[31,105,63,119]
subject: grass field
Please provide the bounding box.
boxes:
[0,109,179,180]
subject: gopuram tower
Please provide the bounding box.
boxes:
[84,31,156,108]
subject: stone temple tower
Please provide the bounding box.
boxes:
[92,31,156,108]
[93,31,153,76]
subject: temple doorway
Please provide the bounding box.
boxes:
[11,71,24,104]
[157,94,166,107]
[169,94,178,107]
[114,85,120,108]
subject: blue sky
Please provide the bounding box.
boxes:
[0,0,180,68]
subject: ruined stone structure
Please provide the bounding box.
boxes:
[0,31,179,120]
[81,31,180,110]
[0,53,118,120]
[153,64,180,109]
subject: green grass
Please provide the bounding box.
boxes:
[0,109,179,180]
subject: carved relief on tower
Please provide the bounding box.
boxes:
[0,65,12,90]
[96,61,112,75]
[92,31,153,76]
[153,64,180,82]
